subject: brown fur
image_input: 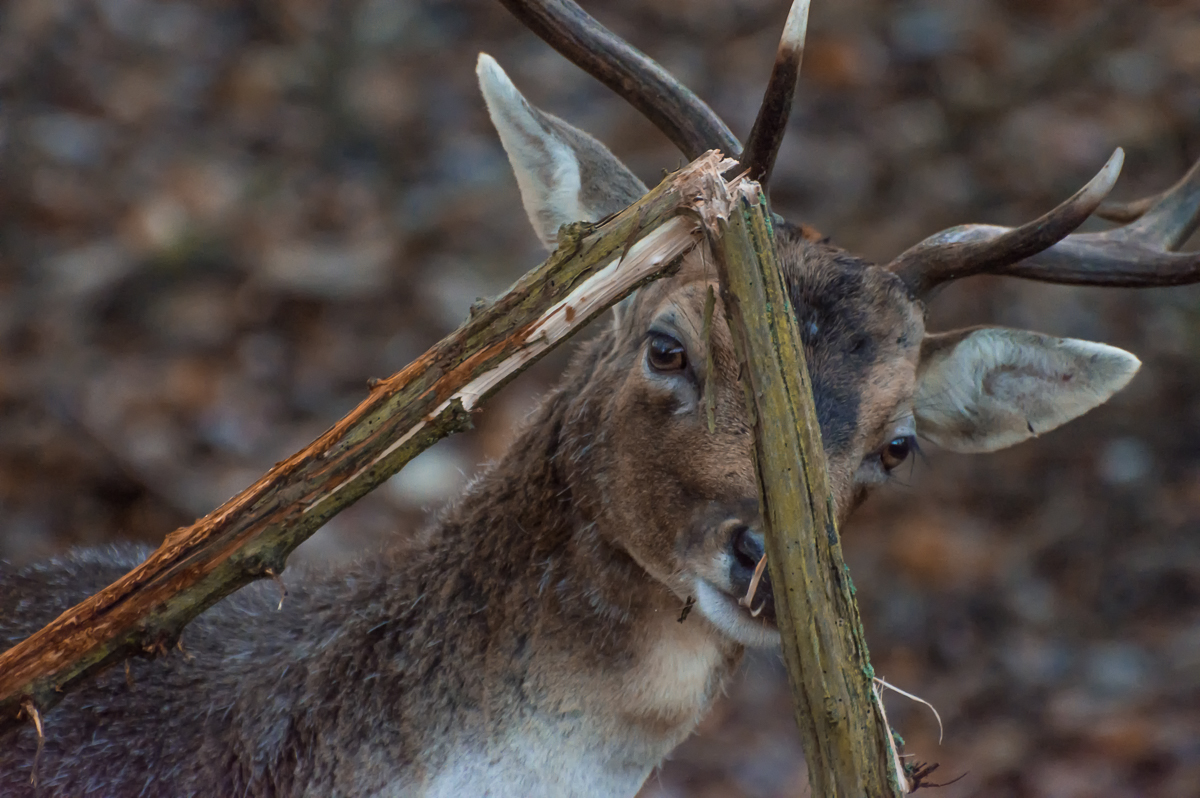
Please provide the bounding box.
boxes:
[0,229,927,797]
[0,49,1143,798]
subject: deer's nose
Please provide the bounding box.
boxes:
[732,526,765,572]
[728,525,775,622]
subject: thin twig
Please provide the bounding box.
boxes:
[677,595,695,623]
[20,699,43,786]
[702,284,717,433]
[874,676,944,744]
[739,553,769,610]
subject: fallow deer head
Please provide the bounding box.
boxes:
[479,0,1200,646]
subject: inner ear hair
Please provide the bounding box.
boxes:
[914,326,1140,454]
[477,53,647,251]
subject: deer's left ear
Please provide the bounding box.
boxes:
[914,327,1141,453]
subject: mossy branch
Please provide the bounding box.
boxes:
[0,151,737,734]
[708,182,905,796]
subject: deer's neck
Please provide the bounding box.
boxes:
[236,341,742,795]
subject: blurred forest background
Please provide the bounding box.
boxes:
[2,0,1199,795]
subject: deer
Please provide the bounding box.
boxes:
[2,0,1199,795]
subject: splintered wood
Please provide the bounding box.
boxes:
[0,151,742,734]
[711,179,903,796]
[738,554,769,616]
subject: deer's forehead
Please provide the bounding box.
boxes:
[785,251,924,355]
[783,246,925,457]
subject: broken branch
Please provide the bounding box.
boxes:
[0,151,738,732]
[709,180,904,796]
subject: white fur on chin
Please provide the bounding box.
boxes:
[693,579,781,648]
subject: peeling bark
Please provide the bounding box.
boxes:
[710,182,904,797]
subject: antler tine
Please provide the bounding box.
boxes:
[1094,156,1200,238]
[1000,153,1200,286]
[741,0,811,189]
[889,149,1125,297]
[1095,192,1164,224]
[890,152,1200,294]
[1112,155,1200,250]
[497,0,740,160]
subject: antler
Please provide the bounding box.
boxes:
[889,149,1125,295]
[497,0,812,190]
[496,0,739,160]
[890,152,1200,297]
[741,1,810,188]
[1095,191,1165,224]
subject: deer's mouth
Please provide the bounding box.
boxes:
[689,523,780,647]
[729,525,775,623]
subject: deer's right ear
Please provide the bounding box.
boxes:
[477,54,647,252]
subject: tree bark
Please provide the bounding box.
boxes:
[709,181,905,796]
[0,151,735,733]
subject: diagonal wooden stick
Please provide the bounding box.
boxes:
[0,151,737,733]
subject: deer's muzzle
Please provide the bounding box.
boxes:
[729,526,775,622]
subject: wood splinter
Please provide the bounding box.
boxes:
[738,553,769,613]
[265,568,288,611]
[20,698,43,785]
[143,639,168,658]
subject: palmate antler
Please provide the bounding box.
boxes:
[499,0,1200,296]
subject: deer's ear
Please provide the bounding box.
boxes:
[477,53,647,251]
[914,327,1140,453]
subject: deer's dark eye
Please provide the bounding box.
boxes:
[647,333,687,372]
[881,436,915,471]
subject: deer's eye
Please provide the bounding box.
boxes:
[647,333,687,372]
[881,436,915,471]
